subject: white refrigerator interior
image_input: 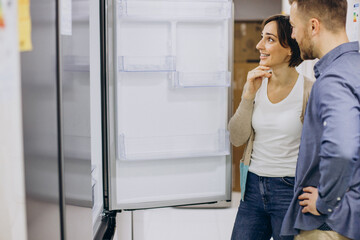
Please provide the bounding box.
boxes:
[108,0,232,210]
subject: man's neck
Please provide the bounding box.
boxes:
[316,30,349,59]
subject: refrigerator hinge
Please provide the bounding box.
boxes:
[94,210,117,240]
[101,209,121,217]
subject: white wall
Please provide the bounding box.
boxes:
[282,0,290,15]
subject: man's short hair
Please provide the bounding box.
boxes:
[289,0,347,32]
[262,14,303,67]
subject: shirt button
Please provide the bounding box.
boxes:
[323,121,327,126]
[337,197,341,201]
[328,209,332,213]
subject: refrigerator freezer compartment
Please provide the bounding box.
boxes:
[118,56,176,72]
[173,71,230,88]
[117,0,231,20]
[63,55,90,72]
[117,130,230,161]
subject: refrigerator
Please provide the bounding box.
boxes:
[92,0,234,237]
[20,0,93,239]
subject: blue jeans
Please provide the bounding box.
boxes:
[231,172,295,240]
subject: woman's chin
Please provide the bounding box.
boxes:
[259,61,270,67]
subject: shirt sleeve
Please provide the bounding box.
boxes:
[228,97,254,147]
[315,75,360,215]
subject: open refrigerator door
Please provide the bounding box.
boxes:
[101,0,233,211]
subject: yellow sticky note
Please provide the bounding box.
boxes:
[0,0,5,29]
[18,0,32,51]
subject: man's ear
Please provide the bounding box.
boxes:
[310,18,320,36]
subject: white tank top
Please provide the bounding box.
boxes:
[248,74,304,177]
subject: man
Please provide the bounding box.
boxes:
[281,0,360,240]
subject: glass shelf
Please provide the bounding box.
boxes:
[118,0,231,20]
[63,55,90,72]
[173,71,230,88]
[117,130,230,161]
[118,56,176,72]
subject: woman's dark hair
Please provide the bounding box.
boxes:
[262,14,303,67]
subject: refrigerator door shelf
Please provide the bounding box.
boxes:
[113,154,229,210]
[118,56,176,72]
[173,71,231,88]
[116,192,225,206]
[117,68,230,88]
[117,130,230,161]
[118,0,231,21]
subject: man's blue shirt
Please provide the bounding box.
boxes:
[281,42,360,240]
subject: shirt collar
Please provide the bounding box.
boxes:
[314,41,359,78]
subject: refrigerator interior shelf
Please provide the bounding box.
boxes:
[117,130,230,161]
[118,56,176,72]
[63,55,90,72]
[173,71,231,88]
[118,0,231,20]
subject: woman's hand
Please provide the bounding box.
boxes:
[242,66,272,100]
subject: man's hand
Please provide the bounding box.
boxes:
[298,187,321,216]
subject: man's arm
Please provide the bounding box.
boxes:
[314,75,359,215]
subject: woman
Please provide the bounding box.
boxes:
[228,15,313,240]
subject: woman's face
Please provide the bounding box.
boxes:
[256,21,291,68]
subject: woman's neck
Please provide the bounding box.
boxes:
[268,64,299,87]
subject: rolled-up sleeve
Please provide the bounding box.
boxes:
[315,75,360,215]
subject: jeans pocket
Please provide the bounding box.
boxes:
[281,177,295,187]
